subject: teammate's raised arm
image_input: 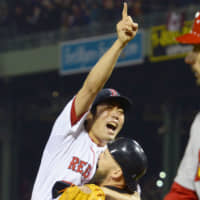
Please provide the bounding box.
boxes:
[74,2,138,119]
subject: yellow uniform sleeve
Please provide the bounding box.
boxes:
[58,184,105,200]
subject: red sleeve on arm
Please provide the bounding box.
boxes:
[164,182,198,200]
[70,97,85,126]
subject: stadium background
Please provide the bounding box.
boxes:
[0,0,199,199]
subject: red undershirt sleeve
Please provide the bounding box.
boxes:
[164,182,198,200]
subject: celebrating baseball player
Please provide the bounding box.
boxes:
[53,137,148,200]
[164,11,200,200]
[31,2,139,200]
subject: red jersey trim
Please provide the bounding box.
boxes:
[71,97,103,147]
[195,150,200,181]
[70,96,85,126]
[88,146,95,179]
[164,182,197,200]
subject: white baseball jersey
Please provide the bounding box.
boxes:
[174,112,200,198]
[31,97,106,200]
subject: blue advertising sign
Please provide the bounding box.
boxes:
[60,32,144,75]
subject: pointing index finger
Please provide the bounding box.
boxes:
[122,2,128,19]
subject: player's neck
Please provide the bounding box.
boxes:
[88,132,106,147]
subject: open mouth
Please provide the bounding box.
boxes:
[106,123,117,131]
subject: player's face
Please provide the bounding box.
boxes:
[92,148,119,184]
[89,101,125,145]
[185,45,200,85]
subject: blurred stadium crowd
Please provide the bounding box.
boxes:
[0,0,196,38]
[0,0,142,36]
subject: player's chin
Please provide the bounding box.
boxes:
[106,132,118,141]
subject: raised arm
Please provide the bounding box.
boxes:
[74,3,138,118]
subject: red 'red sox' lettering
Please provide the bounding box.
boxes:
[68,156,91,178]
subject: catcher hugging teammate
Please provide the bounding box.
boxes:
[53,137,147,200]
[31,2,143,200]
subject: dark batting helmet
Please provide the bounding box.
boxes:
[107,137,148,192]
